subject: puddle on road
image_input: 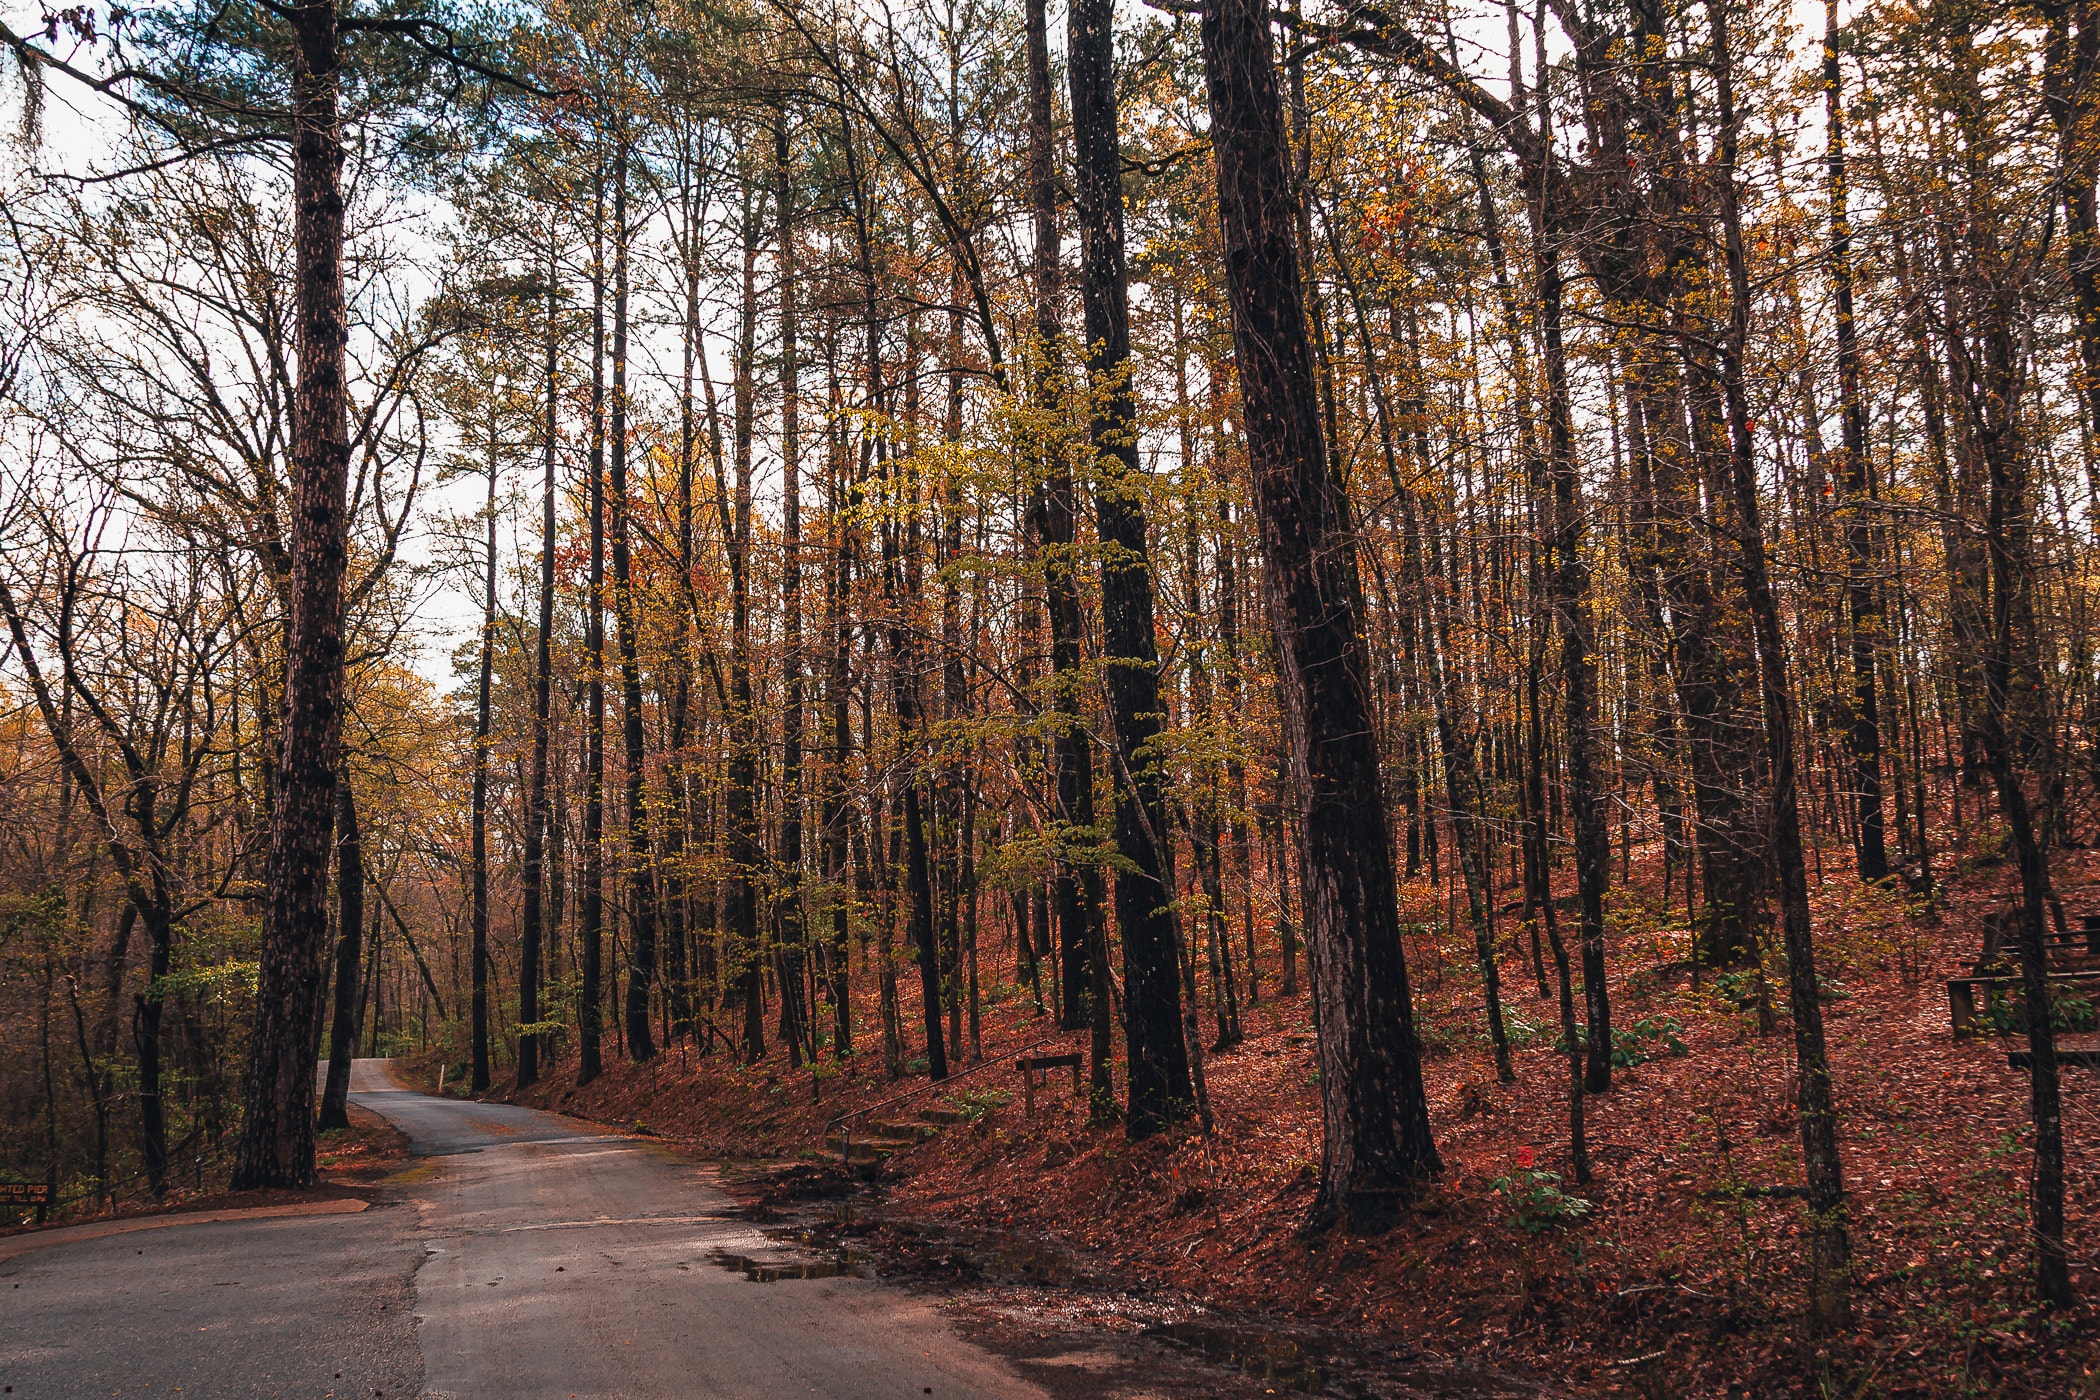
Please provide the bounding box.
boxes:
[1141,1319,1333,1392]
[707,1224,866,1283]
[708,1251,856,1282]
[1141,1317,1551,1399]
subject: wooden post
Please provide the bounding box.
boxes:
[1982,909,2010,963]
[1948,979,1977,1038]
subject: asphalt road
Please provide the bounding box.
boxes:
[1,1060,1047,1399]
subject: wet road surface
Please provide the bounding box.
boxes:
[0,1059,1046,1399]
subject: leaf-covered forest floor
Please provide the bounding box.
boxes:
[486,838,2100,1397]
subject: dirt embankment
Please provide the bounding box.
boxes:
[472,860,2100,1397]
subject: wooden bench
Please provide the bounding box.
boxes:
[1015,1052,1083,1114]
[1980,907,2100,959]
[1948,969,2100,1039]
[2009,1049,2100,1070]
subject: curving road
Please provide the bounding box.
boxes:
[0,1060,1046,1399]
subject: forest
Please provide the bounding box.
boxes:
[1,0,2097,1390]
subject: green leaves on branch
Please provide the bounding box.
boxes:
[1491,1152,1591,1234]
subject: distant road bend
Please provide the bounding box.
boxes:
[0,1059,1047,1399]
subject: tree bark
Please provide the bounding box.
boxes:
[885,496,947,1080]
[729,165,765,1064]
[822,344,855,1060]
[1825,0,1888,885]
[317,776,362,1129]
[470,388,496,1093]
[1711,6,1851,1327]
[1538,238,1613,1096]
[1200,0,1440,1226]
[1948,73,2073,1302]
[1070,0,1188,1137]
[2045,4,2100,515]
[578,154,607,1087]
[663,130,711,1046]
[1028,0,1096,1049]
[776,111,809,1066]
[1407,484,1510,1084]
[232,0,348,1190]
[611,139,657,1062]
[517,241,558,1090]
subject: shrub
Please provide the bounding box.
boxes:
[946,1087,1013,1122]
[1490,1148,1591,1233]
[1553,1016,1688,1067]
[1982,984,2100,1035]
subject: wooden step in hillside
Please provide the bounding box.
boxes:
[832,1088,1028,1175]
[835,1112,957,1174]
[840,1133,921,1166]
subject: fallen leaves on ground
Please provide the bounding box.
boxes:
[488,844,2100,1396]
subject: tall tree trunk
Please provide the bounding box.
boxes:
[729,166,765,1064]
[1407,484,1510,1084]
[232,0,347,1189]
[1538,237,1613,1096]
[842,112,900,1073]
[1070,0,1188,1138]
[886,501,948,1081]
[939,282,968,1063]
[612,140,657,1062]
[1173,287,1239,1056]
[1981,420,2074,1308]
[363,916,381,1058]
[471,394,496,1093]
[1526,570,1588,1181]
[1218,504,1256,1009]
[776,112,809,1066]
[318,776,363,1129]
[1030,0,1113,1105]
[1200,0,1440,1226]
[823,348,855,1060]
[517,241,559,1090]
[1627,348,1764,968]
[2046,4,2100,513]
[663,130,711,1046]
[1825,0,1888,885]
[1950,67,2073,1305]
[578,156,607,1087]
[1711,8,1851,1327]
[1027,0,1094,1051]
